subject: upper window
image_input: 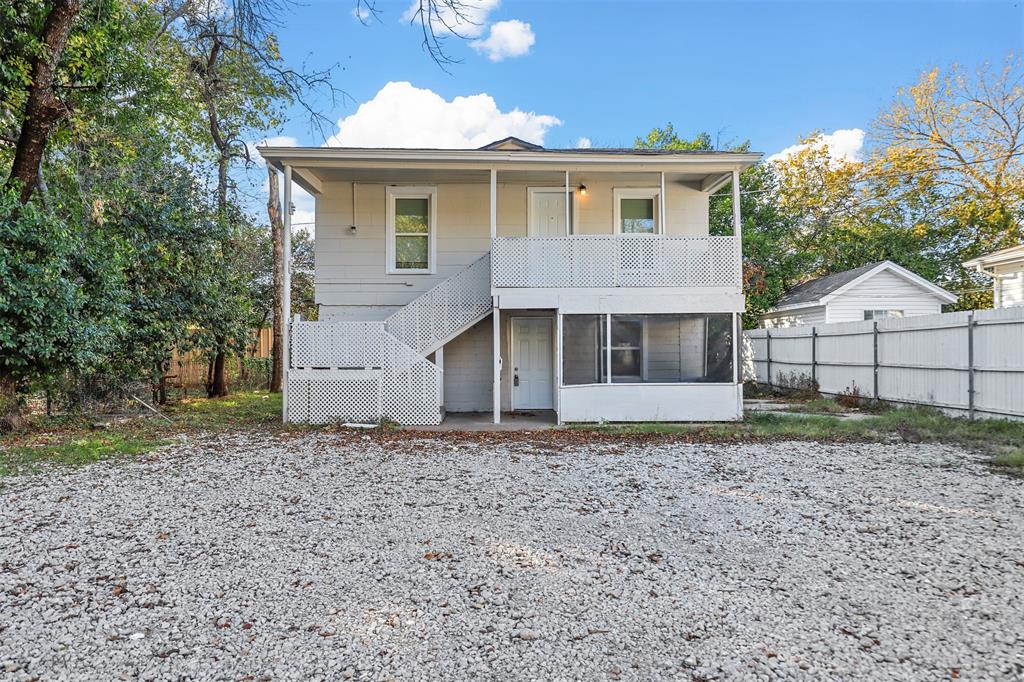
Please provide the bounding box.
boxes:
[863,309,904,320]
[387,187,436,274]
[613,188,661,234]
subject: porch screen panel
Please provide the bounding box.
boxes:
[609,314,734,383]
[562,315,606,385]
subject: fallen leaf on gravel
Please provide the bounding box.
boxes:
[423,551,452,561]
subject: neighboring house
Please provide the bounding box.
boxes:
[260,137,760,425]
[962,245,1024,309]
[761,261,957,328]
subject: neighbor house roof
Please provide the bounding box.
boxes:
[962,244,1024,271]
[767,260,957,314]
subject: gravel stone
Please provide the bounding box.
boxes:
[1,432,1023,680]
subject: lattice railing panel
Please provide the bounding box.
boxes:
[309,372,381,425]
[491,235,741,289]
[291,321,384,368]
[286,370,382,425]
[385,253,492,354]
[381,332,443,425]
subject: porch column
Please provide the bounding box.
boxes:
[492,307,501,424]
[660,171,666,233]
[564,170,570,232]
[731,168,743,288]
[489,168,497,239]
[281,164,293,421]
[731,169,742,239]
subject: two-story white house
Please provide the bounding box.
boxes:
[260,137,760,425]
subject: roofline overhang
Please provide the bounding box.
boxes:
[962,246,1024,270]
[258,146,763,173]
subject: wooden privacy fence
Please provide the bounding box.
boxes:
[169,327,273,388]
[743,307,1024,420]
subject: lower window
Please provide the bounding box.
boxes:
[863,309,904,320]
[562,313,734,384]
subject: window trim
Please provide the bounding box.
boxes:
[613,187,662,235]
[386,185,437,274]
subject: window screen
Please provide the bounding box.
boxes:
[620,198,655,234]
[394,197,429,270]
[562,314,734,385]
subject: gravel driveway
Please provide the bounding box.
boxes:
[2,432,1023,681]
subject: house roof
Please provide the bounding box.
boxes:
[769,260,958,313]
[962,244,1024,270]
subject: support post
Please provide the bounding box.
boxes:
[489,168,497,239]
[731,169,742,284]
[872,320,879,401]
[492,306,501,424]
[564,170,570,234]
[435,346,444,407]
[967,313,975,420]
[555,313,563,424]
[659,171,666,233]
[765,328,772,387]
[732,312,739,385]
[810,326,818,388]
[282,164,293,422]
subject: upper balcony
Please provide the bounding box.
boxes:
[491,234,741,289]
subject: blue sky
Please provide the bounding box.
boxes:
[267,0,1022,154]
[250,0,1023,224]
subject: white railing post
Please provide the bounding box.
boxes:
[282,164,293,422]
[489,168,497,240]
[731,169,742,286]
[492,306,501,424]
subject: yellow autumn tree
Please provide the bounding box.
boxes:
[872,56,1024,253]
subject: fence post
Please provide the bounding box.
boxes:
[967,312,975,420]
[872,321,879,401]
[810,326,817,387]
[765,328,772,387]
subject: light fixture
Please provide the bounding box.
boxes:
[349,224,357,234]
[579,184,588,196]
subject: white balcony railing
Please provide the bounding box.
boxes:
[491,235,741,289]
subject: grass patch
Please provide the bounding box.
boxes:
[578,407,1024,473]
[0,432,165,478]
[0,390,292,478]
[163,390,283,430]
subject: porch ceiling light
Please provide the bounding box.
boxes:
[579,184,588,196]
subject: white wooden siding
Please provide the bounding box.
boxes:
[994,262,1024,308]
[314,179,712,312]
[745,306,1024,420]
[825,270,944,322]
[442,316,493,412]
[762,306,826,328]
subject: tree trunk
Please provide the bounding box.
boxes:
[5,0,82,203]
[268,166,284,392]
[0,370,24,434]
[208,338,229,398]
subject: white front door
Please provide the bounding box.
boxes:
[512,317,554,410]
[530,191,568,237]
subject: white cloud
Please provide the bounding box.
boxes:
[325,81,561,148]
[768,128,866,164]
[470,19,534,61]
[576,136,592,149]
[400,0,499,38]
[352,6,371,22]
